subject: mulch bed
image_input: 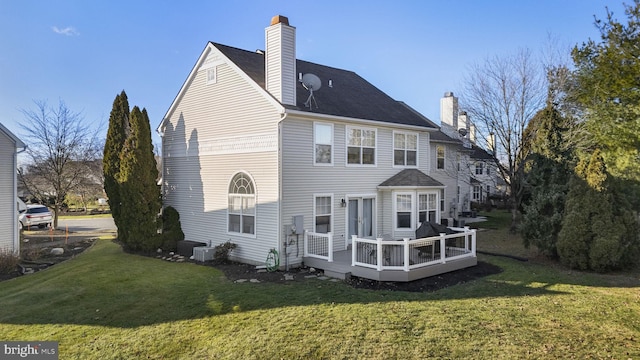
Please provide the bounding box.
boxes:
[207,259,502,292]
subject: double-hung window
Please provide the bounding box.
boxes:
[473,185,481,200]
[347,127,376,165]
[475,162,484,175]
[436,145,445,169]
[314,195,332,233]
[228,172,256,235]
[395,191,440,230]
[418,193,438,224]
[393,132,417,166]
[314,122,333,165]
[395,193,413,229]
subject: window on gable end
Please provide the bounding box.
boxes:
[206,67,217,84]
[228,172,255,235]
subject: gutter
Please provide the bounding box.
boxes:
[283,108,437,132]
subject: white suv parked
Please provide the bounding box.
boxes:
[19,204,53,230]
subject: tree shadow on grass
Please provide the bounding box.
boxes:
[0,244,637,329]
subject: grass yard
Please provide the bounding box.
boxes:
[1,226,639,359]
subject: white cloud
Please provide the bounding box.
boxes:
[52,26,79,36]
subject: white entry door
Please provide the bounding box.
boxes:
[347,197,375,246]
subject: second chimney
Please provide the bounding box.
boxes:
[265,15,296,106]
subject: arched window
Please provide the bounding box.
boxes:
[228,172,255,235]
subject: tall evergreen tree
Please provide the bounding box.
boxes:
[118,107,162,250]
[103,91,130,239]
[572,0,640,208]
[557,150,640,271]
[520,102,573,256]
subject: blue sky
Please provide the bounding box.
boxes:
[0,1,625,147]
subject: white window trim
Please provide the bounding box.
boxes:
[473,185,481,201]
[418,191,441,225]
[436,145,445,170]
[313,122,334,166]
[206,67,217,84]
[475,162,484,175]
[344,193,378,240]
[226,171,257,239]
[392,131,419,168]
[393,191,415,231]
[345,125,377,167]
[313,193,334,234]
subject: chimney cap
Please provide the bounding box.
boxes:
[444,91,454,97]
[270,15,289,26]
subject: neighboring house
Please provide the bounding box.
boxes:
[400,101,469,223]
[158,16,476,277]
[0,122,26,254]
[438,92,500,212]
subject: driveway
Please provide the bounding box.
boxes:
[57,217,116,234]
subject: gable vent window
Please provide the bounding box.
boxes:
[206,67,217,84]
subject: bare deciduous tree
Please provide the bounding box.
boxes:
[18,100,103,228]
[461,49,546,230]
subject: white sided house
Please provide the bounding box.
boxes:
[158,16,477,281]
[0,123,26,254]
[439,92,501,213]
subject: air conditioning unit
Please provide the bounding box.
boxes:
[193,247,216,262]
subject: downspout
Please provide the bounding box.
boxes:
[277,111,288,269]
[156,124,165,208]
[13,145,27,255]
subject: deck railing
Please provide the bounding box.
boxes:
[304,231,334,262]
[351,227,476,272]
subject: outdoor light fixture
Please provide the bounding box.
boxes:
[341,198,347,207]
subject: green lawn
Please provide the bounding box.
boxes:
[1,234,638,359]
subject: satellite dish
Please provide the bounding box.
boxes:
[458,128,468,137]
[301,73,321,108]
[301,73,322,91]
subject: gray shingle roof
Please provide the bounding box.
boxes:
[470,144,496,161]
[379,169,444,188]
[213,43,437,130]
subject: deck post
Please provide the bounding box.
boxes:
[471,229,476,256]
[464,226,470,252]
[303,230,308,257]
[403,238,410,272]
[351,235,357,266]
[439,233,446,263]
[376,237,383,271]
[327,232,333,262]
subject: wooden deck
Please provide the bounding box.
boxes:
[304,249,477,282]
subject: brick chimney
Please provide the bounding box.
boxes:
[265,15,296,106]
